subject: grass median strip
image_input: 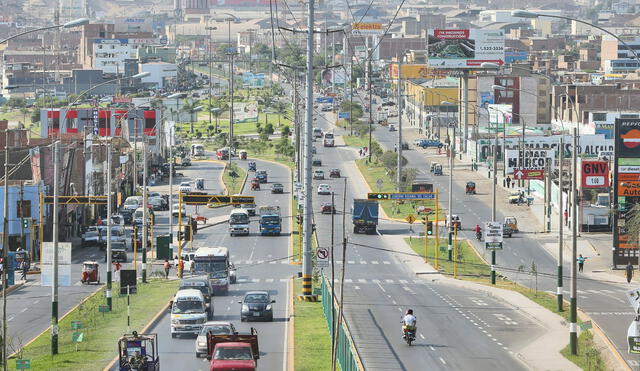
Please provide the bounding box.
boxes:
[293,279,332,371]
[222,162,247,195]
[404,237,606,369]
[10,279,178,371]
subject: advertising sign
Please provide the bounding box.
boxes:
[484,222,503,249]
[488,104,512,125]
[614,118,640,265]
[581,161,610,188]
[505,149,553,174]
[352,23,383,35]
[242,73,265,88]
[513,169,545,180]
[629,320,640,354]
[427,29,505,68]
[233,102,258,123]
[475,135,613,162]
[41,242,72,286]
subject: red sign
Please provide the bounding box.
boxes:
[582,161,610,188]
[433,29,470,39]
[513,169,544,180]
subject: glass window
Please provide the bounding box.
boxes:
[592,112,607,121]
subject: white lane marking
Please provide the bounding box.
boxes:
[7,317,13,322]
[280,278,288,282]
[360,261,367,265]
[397,307,402,312]
[439,357,446,365]
[399,280,408,284]
[372,279,381,284]
[376,281,386,293]
[269,261,277,264]
[383,261,391,264]
[429,345,435,351]
[238,279,247,283]
[33,300,39,304]
[245,260,253,265]
[353,286,360,290]
[226,306,230,311]
[20,308,27,313]
[251,278,260,283]
[266,278,274,283]
[385,279,394,284]
[371,261,379,264]
[348,260,355,264]
[392,300,397,305]
[419,334,425,339]
[358,279,366,283]
[281,261,288,264]
[344,279,353,283]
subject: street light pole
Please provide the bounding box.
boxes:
[367,50,373,163]
[106,141,113,310]
[51,140,59,355]
[2,137,9,368]
[570,128,578,354]
[558,135,564,311]
[142,135,148,283]
[396,55,403,192]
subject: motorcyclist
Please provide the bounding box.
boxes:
[474,224,481,234]
[401,309,417,338]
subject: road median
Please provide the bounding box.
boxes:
[292,278,332,371]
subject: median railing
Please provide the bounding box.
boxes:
[321,274,365,371]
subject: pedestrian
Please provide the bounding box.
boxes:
[113,261,122,273]
[394,144,397,152]
[163,259,171,279]
[178,259,185,278]
[564,209,569,226]
[359,148,363,157]
[506,176,511,188]
[20,260,28,281]
[627,261,635,283]
[577,254,587,273]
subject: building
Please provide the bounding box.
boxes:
[140,62,177,89]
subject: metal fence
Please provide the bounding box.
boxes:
[321,274,365,371]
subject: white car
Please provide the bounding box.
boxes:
[179,182,192,193]
[195,321,237,358]
[313,170,325,180]
[317,184,332,195]
[172,203,186,217]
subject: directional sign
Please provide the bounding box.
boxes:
[405,215,416,224]
[626,288,640,311]
[43,195,107,204]
[181,194,255,205]
[338,112,350,119]
[15,360,30,370]
[513,169,544,180]
[316,247,329,268]
[484,222,503,250]
[72,332,84,343]
[629,320,640,354]
[367,192,435,200]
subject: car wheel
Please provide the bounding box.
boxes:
[171,333,176,338]
[196,353,201,358]
[268,314,274,321]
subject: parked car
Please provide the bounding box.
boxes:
[271,183,284,194]
[172,203,186,217]
[179,182,192,193]
[329,168,341,178]
[239,291,275,321]
[321,202,336,214]
[415,139,443,149]
[312,159,322,167]
[317,184,332,195]
[313,170,325,180]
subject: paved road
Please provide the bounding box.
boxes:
[376,103,639,367]
[312,111,539,370]
[132,156,295,371]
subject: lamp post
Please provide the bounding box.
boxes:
[0,18,89,45]
[167,92,186,124]
[441,100,456,261]
[206,23,218,132]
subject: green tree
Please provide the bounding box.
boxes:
[281,125,290,138]
[273,101,287,127]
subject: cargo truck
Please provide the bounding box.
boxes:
[259,205,282,236]
[352,199,379,234]
[207,328,259,371]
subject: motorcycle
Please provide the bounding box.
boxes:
[475,229,482,241]
[402,326,416,345]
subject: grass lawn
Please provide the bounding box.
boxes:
[248,144,295,169]
[355,158,445,221]
[293,279,332,371]
[222,162,247,195]
[10,279,178,371]
[342,135,369,149]
[403,236,606,369]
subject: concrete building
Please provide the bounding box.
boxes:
[140,62,177,88]
[92,39,140,74]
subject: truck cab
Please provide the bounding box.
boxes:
[352,199,379,234]
[207,328,259,371]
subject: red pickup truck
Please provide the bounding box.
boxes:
[207,328,259,371]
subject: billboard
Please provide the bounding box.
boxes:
[488,104,512,125]
[613,118,640,266]
[352,23,383,35]
[233,102,258,123]
[242,73,265,88]
[427,29,505,68]
[505,149,553,174]
[581,161,610,189]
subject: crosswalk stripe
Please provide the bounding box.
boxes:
[577,290,587,294]
[399,280,408,284]
[269,261,276,264]
[336,260,343,264]
[354,285,360,290]
[383,261,391,264]
[281,261,288,264]
[348,261,355,264]
[358,279,366,283]
[372,279,380,283]
[251,278,260,283]
[385,279,394,283]
[601,289,616,294]
[279,278,288,282]
[266,278,274,283]
[371,261,379,264]
[360,261,367,265]
[344,279,353,283]
[258,260,264,264]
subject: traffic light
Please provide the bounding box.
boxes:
[296,215,303,225]
[180,226,192,241]
[22,219,29,229]
[427,221,433,235]
[367,192,390,200]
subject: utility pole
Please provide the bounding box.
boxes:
[142,135,148,283]
[301,0,314,297]
[207,26,216,132]
[106,142,113,310]
[2,140,9,368]
[19,182,24,250]
[557,135,564,311]
[396,55,403,192]
[570,128,578,355]
[169,127,174,242]
[227,19,235,167]
[349,60,353,136]
[367,50,373,163]
[51,141,59,355]
[293,72,300,182]
[448,124,455,261]
[461,70,469,153]
[491,117,498,284]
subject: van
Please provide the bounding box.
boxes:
[133,208,151,227]
[179,276,213,308]
[170,289,210,338]
[229,209,250,236]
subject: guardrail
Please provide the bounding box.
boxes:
[321,274,365,371]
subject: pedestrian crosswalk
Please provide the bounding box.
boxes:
[544,289,625,298]
[233,277,428,285]
[233,259,397,266]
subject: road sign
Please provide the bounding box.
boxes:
[316,247,329,268]
[582,161,610,188]
[15,360,30,370]
[626,288,640,311]
[43,195,107,204]
[513,169,545,180]
[405,215,416,224]
[181,194,255,205]
[484,222,503,250]
[71,321,83,330]
[98,305,110,313]
[338,112,350,119]
[367,192,435,200]
[629,320,640,354]
[72,332,84,343]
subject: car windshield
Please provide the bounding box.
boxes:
[214,347,252,360]
[173,300,203,314]
[111,228,124,236]
[230,214,249,224]
[200,324,232,335]
[181,285,210,295]
[262,216,280,224]
[125,199,138,205]
[244,294,269,303]
[241,204,255,209]
[273,184,283,188]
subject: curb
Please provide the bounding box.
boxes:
[102,299,172,371]
[577,308,632,371]
[584,240,601,256]
[209,158,230,194]
[286,275,295,371]
[4,281,26,296]
[9,285,103,358]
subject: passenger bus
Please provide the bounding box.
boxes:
[192,247,236,294]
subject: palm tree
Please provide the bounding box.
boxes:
[273,101,287,128]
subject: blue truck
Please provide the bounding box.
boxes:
[259,205,282,236]
[352,199,379,234]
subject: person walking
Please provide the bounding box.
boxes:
[506,176,511,188]
[627,261,634,284]
[359,148,363,157]
[564,209,569,227]
[577,254,587,273]
[163,259,171,279]
[20,260,28,281]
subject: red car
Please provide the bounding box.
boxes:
[321,202,336,214]
[329,168,341,178]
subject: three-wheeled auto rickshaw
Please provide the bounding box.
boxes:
[433,164,443,176]
[196,178,204,190]
[248,161,257,172]
[118,331,159,371]
[81,261,99,284]
[504,216,518,233]
[251,178,260,191]
[465,181,476,194]
[239,150,248,160]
